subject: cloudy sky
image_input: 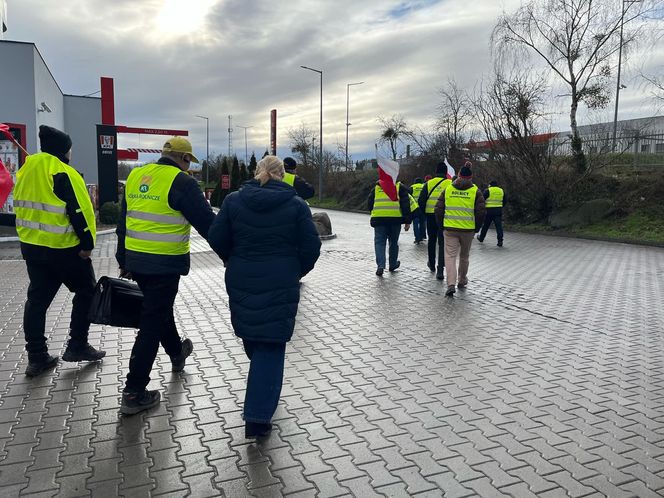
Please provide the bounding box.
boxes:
[4,0,663,163]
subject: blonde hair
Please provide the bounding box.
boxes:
[255,156,285,185]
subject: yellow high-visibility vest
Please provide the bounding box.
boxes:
[283,172,295,186]
[486,186,504,208]
[371,185,402,218]
[411,182,424,200]
[425,177,452,214]
[443,184,478,230]
[14,153,96,249]
[125,163,191,256]
[397,182,417,214]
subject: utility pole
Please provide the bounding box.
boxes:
[236,125,253,165]
[227,115,233,157]
[300,65,324,201]
[345,81,364,170]
[195,115,209,187]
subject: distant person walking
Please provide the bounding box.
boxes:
[435,163,485,296]
[208,156,321,438]
[409,177,426,244]
[478,180,505,247]
[116,137,215,415]
[368,180,412,276]
[282,157,315,200]
[14,125,106,377]
[418,162,451,279]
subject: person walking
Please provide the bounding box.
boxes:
[478,180,505,247]
[116,137,215,415]
[368,180,412,276]
[409,177,426,244]
[208,156,321,438]
[13,125,106,377]
[282,157,315,200]
[418,162,451,279]
[435,163,485,297]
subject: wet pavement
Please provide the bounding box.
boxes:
[0,209,663,497]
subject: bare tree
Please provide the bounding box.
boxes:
[287,124,316,167]
[377,114,410,160]
[493,0,655,172]
[437,78,473,154]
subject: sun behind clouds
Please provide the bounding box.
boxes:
[155,0,218,37]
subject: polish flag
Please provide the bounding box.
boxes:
[444,157,456,179]
[0,157,13,209]
[376,152,399,201]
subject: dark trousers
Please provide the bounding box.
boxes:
[23,257,96,359]
[242,340,286,424]
[479,211,504,242]
[426,215,445,268]
[413,213,426,242]
[125,273,183,393]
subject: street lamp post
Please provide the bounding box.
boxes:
[345,81,364,170]
[236,125,253,165]
[300,65,323,202]
[612,0,641,152]
[195,115,209,187]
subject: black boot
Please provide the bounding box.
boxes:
[62,341,106,362]
[25,354,59,377]
[245,421,272,439]
[436,266,445,280]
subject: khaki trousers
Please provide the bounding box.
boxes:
[443,230,475,286]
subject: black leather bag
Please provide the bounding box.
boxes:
[88,276,143,328]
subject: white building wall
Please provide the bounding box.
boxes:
[33,46,65,151]
[64,95,101,183]
[0,41,36,150]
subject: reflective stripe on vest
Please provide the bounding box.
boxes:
[486,186,504,208]
[425,177,451,214]
[125,163,191,256]
[444,184,478,230]
[13,153,97,249]
[283,172,295,186]
[411,183,424,200]
[408,194,418,213]
[371,185,402,218]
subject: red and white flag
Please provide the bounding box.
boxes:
[0,157,14,209]
[376,152,399,201]
[444,157,455,179]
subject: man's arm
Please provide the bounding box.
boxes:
[418,184,428,211]
[367,188,375,212]
[115,194,127,269]
[53,173,94,252]
[434,189,446,230]
[398,185,412,224]
[169,173,216,239]
[474,190,486,231]
[293,175,315,200]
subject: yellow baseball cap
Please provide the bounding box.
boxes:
[162,136,200,163]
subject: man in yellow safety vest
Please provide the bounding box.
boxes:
[409,177,426,244]
[477,180,505,247]
[13,125,106,377]
[418,162,452,280]
[434,163,485,296]
[116,136,215,415]
[282,157,315,200]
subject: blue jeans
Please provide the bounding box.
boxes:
[374,223,402,269]
[242,340,286,424]
[413,214,426,241]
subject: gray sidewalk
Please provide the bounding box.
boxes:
[0,210,663,497]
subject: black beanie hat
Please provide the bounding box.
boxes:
[39,125,72,160]
[435,162,446,175]
[459,163,473,178]
[413,177,423,183]
[283,157,297,172]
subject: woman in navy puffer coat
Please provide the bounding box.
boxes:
[208,155,321,438]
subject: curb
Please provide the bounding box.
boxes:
[0,228,117,244]
[509,226,664,249]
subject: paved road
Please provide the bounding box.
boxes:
[0,209,662,497]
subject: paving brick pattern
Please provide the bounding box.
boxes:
[0,210,662,497]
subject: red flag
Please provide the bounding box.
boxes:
[376,152,399,201]
[0,157,14,209]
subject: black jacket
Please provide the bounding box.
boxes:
[20,156,94,262]
[367,182,412,227]
[116,157,215,275]
[290,174,315,200]
[208,179,321,343]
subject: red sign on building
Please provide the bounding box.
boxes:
[221,174,230,190]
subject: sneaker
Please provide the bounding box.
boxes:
[171,338,193,372]
[436,266,445,280]
[376,268,384,276]
[457,280,467,289]
[389,261,401,272]
[25,354,58,377]
[427,261,435,272]
[245,421,272,439]
[62,343,106,362]
[120,390,161,415]
[477,236,484,243]
[445,285,456,297]
[497,241,503,247]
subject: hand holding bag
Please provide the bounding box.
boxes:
[88,276,143,328]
